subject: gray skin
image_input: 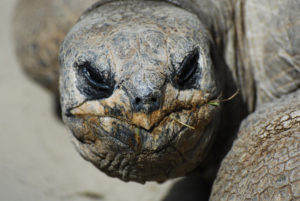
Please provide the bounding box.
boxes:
[14,0,300,200]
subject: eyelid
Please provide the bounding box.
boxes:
[180,49,199,68]
[77,61,111,90]
[81,66,110,90]
[74,59,115,100]
[176,49,199,84]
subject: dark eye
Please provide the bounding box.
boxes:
[76,61,115,100]
[80,62,110,90]
[174,49,199,89]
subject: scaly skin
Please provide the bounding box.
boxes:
[210,90,300,201]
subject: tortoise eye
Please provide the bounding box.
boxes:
[76,61,115,100]
[175,49,199,89]
[80,61,110,90]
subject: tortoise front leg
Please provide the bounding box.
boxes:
[210,90,300,201]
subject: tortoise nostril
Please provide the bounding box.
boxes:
[132,94,161,113]
[135,96,158,105]
[135,97,141,104]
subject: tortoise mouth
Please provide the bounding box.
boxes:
[66,109,200,151]
[64,92,221,151]
[71,107,192,131]
[100,113,180,150]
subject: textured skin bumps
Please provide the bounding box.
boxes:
[210,90,300,201]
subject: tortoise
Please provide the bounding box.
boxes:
[14,0,300,200]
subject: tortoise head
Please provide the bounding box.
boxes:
[59,1,221,183]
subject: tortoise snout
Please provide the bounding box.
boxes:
[131,88,162,114]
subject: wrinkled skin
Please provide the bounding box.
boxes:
[58,0,299,186]
[59,0,300,193]
[14,0,300,199]
[60,1,221,182]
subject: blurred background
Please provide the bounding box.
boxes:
[0,1,206,201]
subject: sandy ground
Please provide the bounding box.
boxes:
[0,1,207,201]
